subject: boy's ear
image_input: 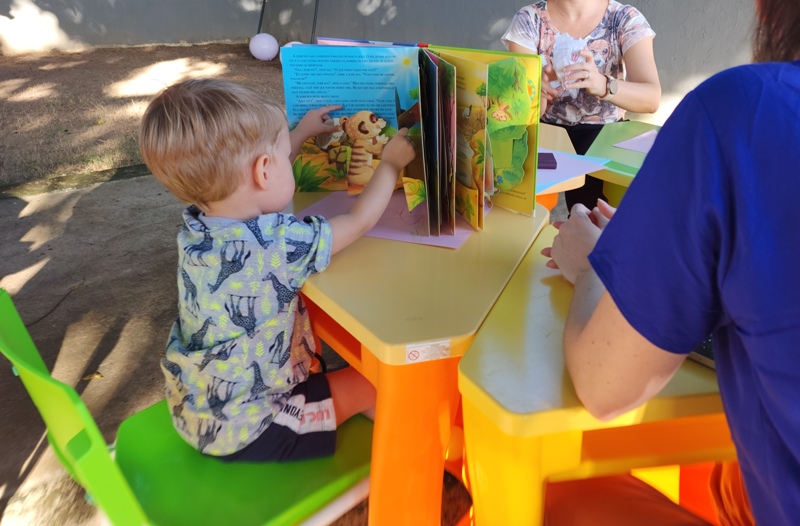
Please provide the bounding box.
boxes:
[251,153,271,191]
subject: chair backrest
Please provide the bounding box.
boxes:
[0,289,149,526]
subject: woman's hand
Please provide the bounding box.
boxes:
[542,200,616,284]
[590,199,616,229]
[562,49,607,98]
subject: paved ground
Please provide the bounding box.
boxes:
[2,167,561,525]
[1,173,188,525]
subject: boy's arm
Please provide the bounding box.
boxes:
[327,128,416,255]
[289,105,341,160]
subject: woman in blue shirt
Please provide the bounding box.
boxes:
[545,0,800,523]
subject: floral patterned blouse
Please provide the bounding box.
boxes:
[502,1,655,126]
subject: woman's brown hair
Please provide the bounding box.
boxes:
[753,0,800,62]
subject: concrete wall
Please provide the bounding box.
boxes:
[263,0,756,124]
[2,0,755,123]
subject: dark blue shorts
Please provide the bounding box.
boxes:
[219,373,337,462]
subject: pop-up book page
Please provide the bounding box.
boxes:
[297,190,474,249]
[282,44,424,195]
[283,41,541,243]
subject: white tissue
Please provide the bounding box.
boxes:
[551,33,588,98]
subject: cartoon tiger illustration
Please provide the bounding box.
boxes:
[339,110,388,187]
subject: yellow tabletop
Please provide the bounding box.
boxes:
[459,224,722,437]
[584,120,661,188]
[291,194,549,365]
[458,225,733,525]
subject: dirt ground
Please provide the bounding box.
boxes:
[1,42,473,525]
[0,42,285,189]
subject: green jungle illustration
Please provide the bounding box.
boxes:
[486,57,536,193]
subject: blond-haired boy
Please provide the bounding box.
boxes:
[140,78,414,460]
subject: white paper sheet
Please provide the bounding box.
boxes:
[536,149,609,194]
[613,129,658,154]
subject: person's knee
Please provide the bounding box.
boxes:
[327,368,376,424]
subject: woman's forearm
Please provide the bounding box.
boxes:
[603,78,661,114]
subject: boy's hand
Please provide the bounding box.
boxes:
[327,128,415,255]
[290,105,341,160]
[380,128,416,172]
[294,105,341,139]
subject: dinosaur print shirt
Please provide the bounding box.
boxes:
[502,1,655,126]
[161,206,333,455]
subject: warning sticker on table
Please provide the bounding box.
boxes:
[405,339,451,364]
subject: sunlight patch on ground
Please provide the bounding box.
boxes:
[21,220,71,252]
[6,83,57,102]
[68,104,142,146]
[39,61,88,71]
[16,192,82,250]
[0,0,85,55]
[104,59,229,98]
[16,191,80,218]
[0,259,49,294]
[0,78,28,99]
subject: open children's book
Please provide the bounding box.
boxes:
[281,39,541,237]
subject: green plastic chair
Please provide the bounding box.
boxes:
[0,289,373,526]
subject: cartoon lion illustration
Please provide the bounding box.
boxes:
[339,110,389,187]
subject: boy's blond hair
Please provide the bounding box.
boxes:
[140,78,287,208]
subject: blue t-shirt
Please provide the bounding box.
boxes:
[590,61,800,524]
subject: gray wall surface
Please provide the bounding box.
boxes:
[2,0,756,123]
[0,0,260,51]
[263,0,756,124]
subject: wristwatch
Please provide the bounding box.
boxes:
[603,74,619,98]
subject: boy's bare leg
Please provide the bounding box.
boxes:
[327,367,377,424]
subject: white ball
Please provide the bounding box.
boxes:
[279,41,304,63]
[249,33,279,61]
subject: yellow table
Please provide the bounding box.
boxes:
[458,225,736,526]
[585,120,661,206]
[292,193,549,525]
[535,123,584,211]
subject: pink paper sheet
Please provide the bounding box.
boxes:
[297,190,475,249]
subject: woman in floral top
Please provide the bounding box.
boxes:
[503,0,661,210]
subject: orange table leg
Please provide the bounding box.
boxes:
[304,294,463,525]
[536,192,559,211]
[369,356,461,525]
